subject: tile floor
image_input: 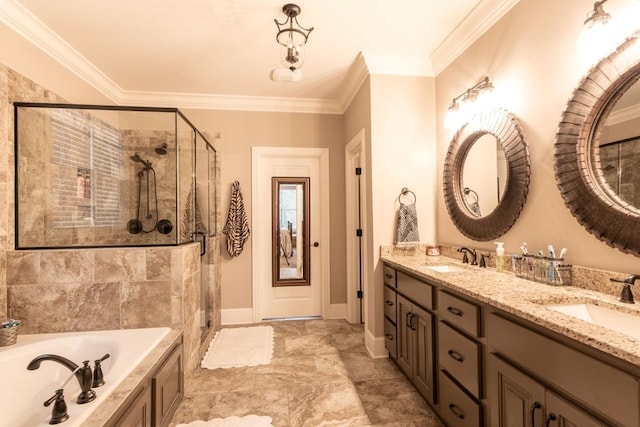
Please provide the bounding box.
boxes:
[169,319,444,427]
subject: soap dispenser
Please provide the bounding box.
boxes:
[494,242,506,272]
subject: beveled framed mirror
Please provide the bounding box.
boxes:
[443,108,530,241]
[555,37,640,255]
[272,177,310,286]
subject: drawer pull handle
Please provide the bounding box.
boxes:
[530,401,541,427]
[447,306,463,316]
[545,413,557,427]
[448,403,465,419]
[385,273,393,279]
[385,333,394,341]
[385,300,394,306]
[447,349,464,362]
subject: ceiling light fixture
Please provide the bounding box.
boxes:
[444,77,495,131]
[274,3,314,73]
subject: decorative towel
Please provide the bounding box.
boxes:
[176,415,273,427]
[395,202,420,247]
[223,181,250,257]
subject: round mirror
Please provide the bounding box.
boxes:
[461,133,508,217]
[444,108,531,241]
[555,37,640,254]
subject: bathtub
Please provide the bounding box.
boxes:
[0,327,171,427]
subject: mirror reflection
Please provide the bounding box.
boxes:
[272,177,310,286]
[598,80,640,208]
[461,133,507,217]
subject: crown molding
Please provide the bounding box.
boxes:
[605,103,640,126]
[430,0,520,75]
[361,51,434,77]
[1,0,516,114]
[120,90,343,114]
[0,0,122,103]
[337,53,370,112]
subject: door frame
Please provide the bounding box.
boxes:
[345,129,368,324]
[251,146,330,322]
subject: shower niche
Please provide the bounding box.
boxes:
[14,103,217,249]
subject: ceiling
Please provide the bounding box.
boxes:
[1,0,519,113]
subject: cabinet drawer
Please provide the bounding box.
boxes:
[397,271,433,310]
[439,290,481,337]
[383,265,396,287]
[489,313,640,427]
[439,371,483,427]
[384,316,397,359]
[384,286,397,322]
[439,322,482,398]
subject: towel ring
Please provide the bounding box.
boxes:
[399,187,417,205]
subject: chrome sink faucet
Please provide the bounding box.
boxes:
[610,275,640,304]
[27,354,96,404]
[458,247,477,266]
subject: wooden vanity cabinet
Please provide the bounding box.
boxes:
[107,337,184,427]
[488,312,639,427]
[437,290,485,426]
[488,354,607,427]
[383,266,436,405]
[397,294,436,404]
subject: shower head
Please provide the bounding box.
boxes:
[155,143,168,155]
[130,153,152,169]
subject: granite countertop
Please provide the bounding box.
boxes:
[81,329,182,427]
[381,253,640,367]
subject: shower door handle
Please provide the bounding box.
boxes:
[193,231,206,256]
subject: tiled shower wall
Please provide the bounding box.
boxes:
[0,63,221,373]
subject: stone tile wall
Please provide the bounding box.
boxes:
[0,63,222,375]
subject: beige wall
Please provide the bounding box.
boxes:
[344,75,437,337]
[182,109,346,309]
[435,0,640,273]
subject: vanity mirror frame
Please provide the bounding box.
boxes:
[555,37,640,255]
[443,108,530,241]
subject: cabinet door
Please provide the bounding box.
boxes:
[488,355,545,427]
[545,391,608,427]
[412,304,435,404]
[396,294,413,378]
[114,384,152,427]
[153,344,184,427]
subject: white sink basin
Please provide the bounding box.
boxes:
[548,303,640,340]
[425,265,464,273]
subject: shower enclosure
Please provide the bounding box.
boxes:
[15,102,217,338]
[14,103,216,249]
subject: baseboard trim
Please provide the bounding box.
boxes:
[221,308,254,325]
[365,327,388,359]
[326,303,347,319]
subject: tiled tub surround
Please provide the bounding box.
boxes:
[381,246,640,367]
[0,327,175,427]
[6,242,219,373]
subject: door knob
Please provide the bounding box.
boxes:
[313,242,319,247]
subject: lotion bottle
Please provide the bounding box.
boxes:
[494,242,506,272]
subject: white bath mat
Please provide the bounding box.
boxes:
[201,325,274,369]
[177,415,273,427]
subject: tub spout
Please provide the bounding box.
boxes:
[27,354,96,404]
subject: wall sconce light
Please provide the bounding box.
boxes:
[274,3,314,73]
[576,0,640,68]
[444,77,495,131]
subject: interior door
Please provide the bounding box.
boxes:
[252,147,328,320]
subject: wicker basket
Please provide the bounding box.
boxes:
[0,324,19,347]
